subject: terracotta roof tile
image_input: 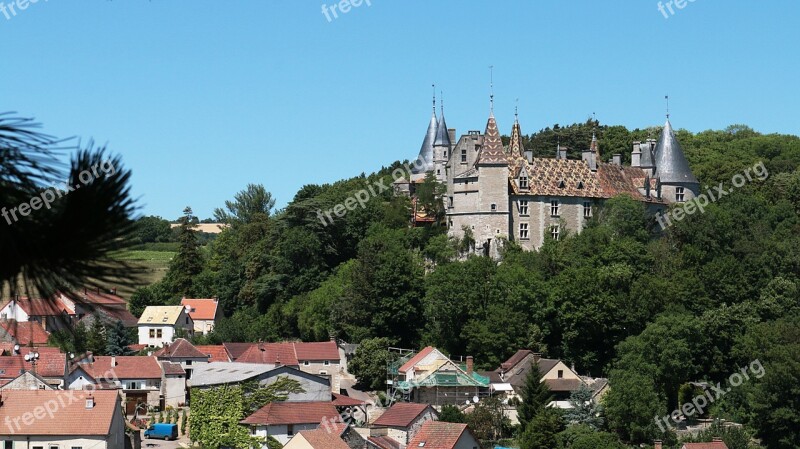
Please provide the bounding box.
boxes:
[373,403,432,428]
[297,428,351,449]
[2,297,67,316]
[682,442,729,449]
[237,342,299,366]
[241,401,338,426]
[368,436,403,449]
[0,320,50,345]
[224,342,255,360]
[476,115,507,165]
[407,421,471,449]
[154,338,209,359]
[295,341,339,361]
[161,361,185,376]
[75,356,162,380]
[180,298,219,321]
[399,346,435,374]
[0,390,119,435]
[195,345,231,362]
[332,392,366,406]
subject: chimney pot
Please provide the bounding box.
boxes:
[466,356,474,375]
[654,440,663,449]
[712,438,723,442]
[612,154,622,165]
[532,352,542,362]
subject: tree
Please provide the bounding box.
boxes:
[72,322,88,354]
[181,409,188,436]
[559,424,626,449]
[87,318,107,355]
[348,337,391,391]
[133,216,173,244]
[464,397,511,442]
[163,207,204,297]
[564,383,603,429]
[518,362,552,427]
[439,404,465,423]
[214,183,275,225]
[0,114,138,307]
[105,320,134,356]
[520,407,565,449]
[603,364,665,443]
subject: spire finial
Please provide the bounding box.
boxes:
[592,112,597,138]
[665,95,670,119]
[515,98,519,123]
[432,84,436,113]
[440,90,444,116]
[489,65,494,115]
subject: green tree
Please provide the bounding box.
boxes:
[517,362,552,428]
[87,318,107,355]
[105,320,134,356]
[564,383,603,429]
[464,397,511,442]
[438,404,465,423]
[213,183,275,225]
[559,424,626,449]
[603,364,664,443]
[72,322,88,354]
[181,409,188,436]
[163,207,204,297]
[348,337,391,391]
[520,407,565,449]
[133,216,173,244]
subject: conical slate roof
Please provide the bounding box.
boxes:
[412,110,438,174]
[433,112,451,147]
[509,118,524,156]
[476,114,507,165]
[654,119,698,184]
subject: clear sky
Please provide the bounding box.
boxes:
[2,0,798,219]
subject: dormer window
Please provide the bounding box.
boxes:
[558,180,566,189]
[676,186,685,202]
[519,176,528,189]
[577,181,584,189]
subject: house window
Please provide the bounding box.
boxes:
[186,360,192,366]
[156,329,163,339]
[129,382,138,389]
[550,200,560,217]
[319,371,328,376]
[583,202,592,218]
[72,447,82,449]
[558,370,564,378]
[448,196,453,208]
[519,223,529,240]
[149,329,155,338]
[461,149,467,163]
[550,225,560,241]
[519,176,528,189]
[5,442,13,449]
[437,169,441,175]
[287,424,294,436]
[324,361,330,366]
[443,151,447,158]
[185,317,189,324]
[303,361,310,366]
[490,203,497,212]
[32,447,43,449]
[676,186,685,202]
[519,200,529,215]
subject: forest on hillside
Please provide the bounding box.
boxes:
[131,121,800,448]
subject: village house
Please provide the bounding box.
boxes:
[0,320,50,346]
[490,350,585,408]
[189,363,332,402]
[161,361,187,408]
[368,402,438,448]
[194,344,232,362]
[284,422,366,449]
[0,346,66,389]
[240,401,341,446]
[137,305,194,347]
[180,297,221,335]
[0,390,126,449]
[0,370,53,391]
[153,337,210,379]
[391,346,489,405]
[66,355,163,414]
[407,421,484,449]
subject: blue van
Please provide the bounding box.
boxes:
[144,423,179,440]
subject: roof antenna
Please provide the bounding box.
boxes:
[665,95,670,119]
[489,65,494,116]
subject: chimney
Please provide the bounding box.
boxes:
[524,149,533,163]
[582,149,597,171]
[448,128,456,145]
[532,353,542,363]
[86,393,95,409]
[712,438,723,443]
[654,440,663,449]
[466,356,474,375]
[612,154,622,165]
[111,356,117,367]
[557,145,568,160]
[632,142,642,167]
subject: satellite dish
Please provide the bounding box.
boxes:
[24,354,30,361]
[465,400,470,405]
[473,396,479,403]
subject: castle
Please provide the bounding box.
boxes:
[397,96,699,257]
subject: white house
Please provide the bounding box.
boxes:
[0,390,125,449]
[180,298,221,335]
[66,356,164,414]
[240,401,341,446]
[137,305,193,347]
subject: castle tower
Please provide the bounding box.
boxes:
[474,110,510,258]
[412,93,438,175]
[653,119,699,202]
[432,99,453,182]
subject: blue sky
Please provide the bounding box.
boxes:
[2,1,798,219]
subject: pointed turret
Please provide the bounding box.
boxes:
[476,112,506,165]
[434,103,451,148]
[653,119,698,184]
[590,132,599,159]
[509,109,524,157]
[412,105,438,175]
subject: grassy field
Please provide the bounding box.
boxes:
[110,249,175,298]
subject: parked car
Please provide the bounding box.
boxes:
[144,423,179,440]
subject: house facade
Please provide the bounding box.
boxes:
[240,401,341,446]
[180,298,221,335]
[137,306,194,347]
[370,402,438,447]
[392,347,489,405]
[0,390,126,449]
[407,421,483,449]
[66,355,163,414]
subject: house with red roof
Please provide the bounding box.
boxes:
[0,346,66,389]
[489,350,585,408]
[0,390,126,449]
[283,422,366,449]
[180,298,221,335]
[0,319,50,345]
[195,344,231,362]
[655,438,729,449]
[153,338,210,379]
[240,401,341,445]
[391,347,489,405]
[369,402,438,448]
[66,355,164,414]
[406,421,483,449]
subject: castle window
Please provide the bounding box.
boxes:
[558,180,566,189]
[519,176,529,189]
[437,169,440,175]
[491,203,497,212]
[444,151,447,158]
[448,196,453,208]
[676,186,685,202]
[550,200,560,217]
[448,219,453,228]
[461,149,467,163]
[519,200,529,216]
[583,201,592,218]
[519,223,529,240]
[550,225,560,241]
